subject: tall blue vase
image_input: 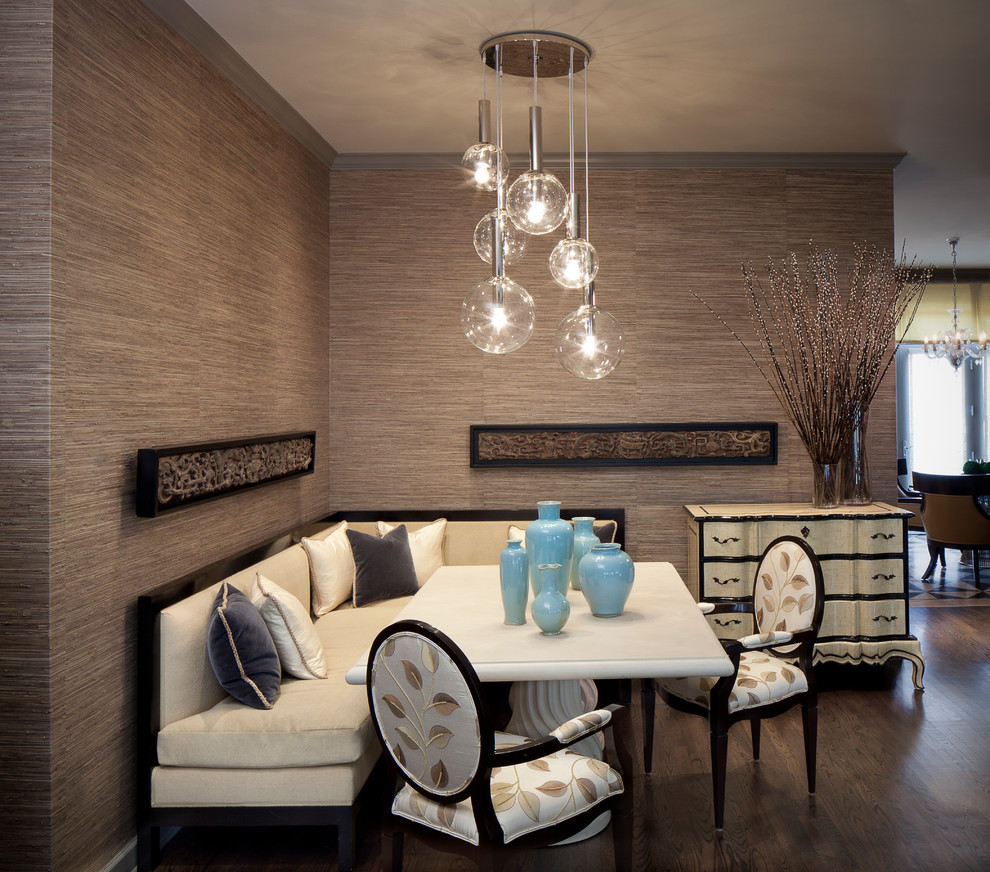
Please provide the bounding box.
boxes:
[530,563,570,635]
[499,539,528,625]
[569,516,600,591]
[525,500,574,596]
[579,543,635,617]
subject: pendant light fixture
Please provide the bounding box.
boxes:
[461,32,624,377]
[549,50,598,289]
[461,53,509,191]
[503,38,569,236]
[923,237,987,368]
[461,43,535,354]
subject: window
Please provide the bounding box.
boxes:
[896,345,988,480]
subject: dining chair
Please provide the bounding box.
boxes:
[366,619,633,872]
[913,470,990,587]
[642,535,825,830]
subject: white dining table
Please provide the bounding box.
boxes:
[346,561,733,840]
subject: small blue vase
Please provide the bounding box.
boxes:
[570,516,600,591]
[499,539,528,625]
[525,501,574,596]
[579,543,635,617]
[531,563,570,635]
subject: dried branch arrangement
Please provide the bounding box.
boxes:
[694,243,931,464]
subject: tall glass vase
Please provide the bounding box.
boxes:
[812,461,840,509]
[840,406,871,505]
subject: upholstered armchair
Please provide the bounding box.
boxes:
[913,471,990,587]
[366,619,633,871]
[642,535,825,830]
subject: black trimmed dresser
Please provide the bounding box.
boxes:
[684,502,924,690]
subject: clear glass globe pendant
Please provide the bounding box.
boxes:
[549,193,598,288]
[506,106,567,235]
[462,206,534,354]
[474,209,528,265]
[554,283,624,379]
[461,99,509,191]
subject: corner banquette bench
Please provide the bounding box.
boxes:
[137,508,624,872]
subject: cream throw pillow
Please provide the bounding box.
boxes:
[250,573,328,680]
[302,521,355,615]
[377,518,447,586]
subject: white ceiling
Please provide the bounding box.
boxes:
[175,0,990,266]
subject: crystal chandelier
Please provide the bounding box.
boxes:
[460,32,624,379]
[923,237,987,369]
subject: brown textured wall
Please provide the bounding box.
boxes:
[0,2,54,870]
[329,167,895,571]
[42,1,331,869]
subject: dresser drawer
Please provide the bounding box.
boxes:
[853,517,904,553]
[758,518,853,555]
[822,598,907,639]
[706,611,755,640]
[826,558,905,596]
[698,521,758,557]
[700,561,756,599]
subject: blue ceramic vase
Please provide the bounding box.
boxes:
[578,543,635,617]
[530,563,570,635]
[525,500,574,596]
[499,539,528,625]
[569,516,600,591]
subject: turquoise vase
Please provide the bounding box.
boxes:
[569,516,600,591]
[530,563,570,635]
[578,543,635,617]
[499,539,528,625]
[525,500,574,596]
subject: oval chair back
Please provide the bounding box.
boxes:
[367,619,492,805]
[752,535,825,653]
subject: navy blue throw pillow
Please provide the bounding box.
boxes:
[207,581,281,709]
[347,524,420,607]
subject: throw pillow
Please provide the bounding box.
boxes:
[250,573,328,680]
[347,525,420,607]
[377,518,447,586]
[207,581,281,709]
[302,521,354,616]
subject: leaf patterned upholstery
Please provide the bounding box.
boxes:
[753,538,819,640]
[370,630,481,798]
[391,731,623,845]
[657,650,809,712]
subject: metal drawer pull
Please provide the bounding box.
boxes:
[712,535,740,545]
[871,532,896,540]
[712,577,741,585]
[872,615,898,623]
[714,618,742,627]
[872,573,896,581]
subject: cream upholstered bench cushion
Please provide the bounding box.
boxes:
[157,595,412,769]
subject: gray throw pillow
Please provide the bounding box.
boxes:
[207,581,281,709]
[347,524,420,607]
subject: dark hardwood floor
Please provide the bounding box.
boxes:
[155,598,989,872]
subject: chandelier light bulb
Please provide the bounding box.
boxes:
[549,236,599,289]
[554,303,624,379]
[474,209,528,265]
[461,275,535,354]
[461,142,508,192]
[506,170,568,235]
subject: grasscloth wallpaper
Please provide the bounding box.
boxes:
[4,0,331,870]
[328,166,896,572]
[3,1,898,870]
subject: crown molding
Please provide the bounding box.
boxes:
[330,151,906,172]
[139,0,337,168]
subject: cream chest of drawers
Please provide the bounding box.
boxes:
[684,502,924,690]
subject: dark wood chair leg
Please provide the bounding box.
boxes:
[974,551,982,588]
[136,823,160,872]
[750,718,761,761]
[642,680,656,774]
[922,540,940,580]
[382,830,403,872]
[802,702,818,795]
[710,723,729,830]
